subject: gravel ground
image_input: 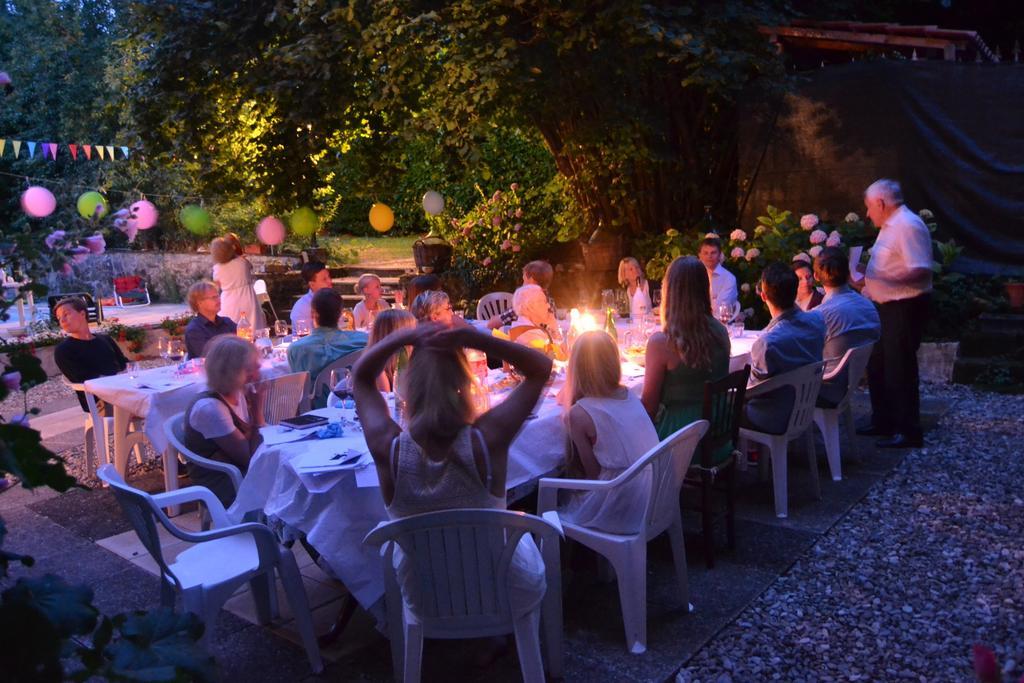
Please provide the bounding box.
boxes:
[677,384,1024,683]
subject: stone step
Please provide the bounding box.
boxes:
[978,312,1024,334]
[958,329,1024,357]
[332,265,413,279]
[952,356,1024,384]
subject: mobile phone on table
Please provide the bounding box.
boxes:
[279,414,329,430]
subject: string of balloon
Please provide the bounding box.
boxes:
[0,169,220,204]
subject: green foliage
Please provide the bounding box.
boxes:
[102,322,147,353]
[927,273,1006,342]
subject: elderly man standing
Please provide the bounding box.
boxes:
[855,179,933,449]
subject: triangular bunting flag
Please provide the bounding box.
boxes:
[47,143,58,159]
[96,145,105,160]
[11,140,21,158]
[83,144,92,160]
[68,144,78,160]
[120,146,130,159]
[0,140,5,157]
[105,145,114,160]
[27,141,37,158]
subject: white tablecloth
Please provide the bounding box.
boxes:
[226,330,760,613]
[84,358,290,454]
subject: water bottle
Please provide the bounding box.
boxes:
[237,311,252,341]
[631,283,648,327]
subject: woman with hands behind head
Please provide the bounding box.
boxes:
[352,323,553,615]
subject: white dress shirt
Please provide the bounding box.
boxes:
[864,205,933,304]
[709,263,738,311]
[290,289,314,327]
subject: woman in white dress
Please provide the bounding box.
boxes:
[618,256,653,313]
[560,329,659,534]
[210,237,265,328]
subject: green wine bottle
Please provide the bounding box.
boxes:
[604,307,618,342]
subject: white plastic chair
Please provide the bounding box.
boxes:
[257,371,308,425]
[812,343,875,481]
[739,360,826,518]
[309,350,363,410]
[476,292,513,322]
[68,381,146,478]
[164,412,242,529]
[364,509,564,683]
[96,464,323,673]
[253,278,277,323]
[536,419,708,654]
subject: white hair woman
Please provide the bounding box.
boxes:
[353,273,394,329]
[508,284,562,349]
[182,334,266,504]
[353,323,552,622]
[556,330,659,533]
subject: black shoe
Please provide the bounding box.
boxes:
[856,423,892,437]
[876,433,923,449]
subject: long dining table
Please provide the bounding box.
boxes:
[226,328,760,619]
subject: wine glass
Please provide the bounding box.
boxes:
[157,336,169,362]
[716,303,733,325]
[331,367,353,402]
[166,338,185,363]
[295,318,311,337]
[274,320,289,338]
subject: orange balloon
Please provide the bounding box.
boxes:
[369,203,394,233]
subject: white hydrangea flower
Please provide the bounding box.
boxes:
[918,209,934,220]
[740,283,751,293]
[800,213,819,230]
[826,230,842,247]
[730,247,745,259]
[793,252,810,263]
[809,245,823,258]
[704,232,718,239]
[844,212,860,223]
[809,229,828,245]
[745,247,761,261]
[729,228,747,242]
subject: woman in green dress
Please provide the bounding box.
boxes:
[641,256,731,439]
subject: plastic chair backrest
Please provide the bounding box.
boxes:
[310,350,363,406]
[364,509,559,628]
[476,292,513,322]
[97,464,183,591]
[825,343,874,411]
[253,279,268,296]
[164,412,243,492]
[699,365,750,465]
[642,421,708,536]
[756,360,826,438]
[258,371,308,425]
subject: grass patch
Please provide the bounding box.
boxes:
[321,235,418,265]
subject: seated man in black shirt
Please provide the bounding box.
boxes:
[53,296,128,412]
[184,281,237,358]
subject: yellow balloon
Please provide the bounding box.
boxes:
[369,203,394,233]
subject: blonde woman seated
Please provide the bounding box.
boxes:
[367,308,417,392]
[353,323,553,619]
[182,335,266,505]
[618,256,652,312]
[558,330,659,534]
[509,284,563,349]
[354,273,403,329]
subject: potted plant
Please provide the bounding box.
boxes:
[105,322,147,356]
[1005,281,1024,310]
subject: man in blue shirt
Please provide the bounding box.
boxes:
[184,281,237,358]
[288,288,367,407]
[290,261,333,330]
[744,262,825,434]
[812,247,880,407]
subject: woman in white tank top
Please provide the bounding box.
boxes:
[353,323,554,617]
[562,331,660,534]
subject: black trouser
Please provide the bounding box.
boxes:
[868,293,931,437]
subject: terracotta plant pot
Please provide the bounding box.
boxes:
[413,234,453,274]
[580,226,622,272]
[1005,282,1024,310]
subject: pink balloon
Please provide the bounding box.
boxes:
[20,186,56,218]
[256,216,286,246]
[130,200,158,230]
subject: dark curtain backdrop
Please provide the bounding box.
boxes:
[739,60,1024,269]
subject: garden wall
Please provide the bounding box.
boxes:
[47,251,302,303]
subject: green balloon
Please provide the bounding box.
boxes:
[77,191,109,219]
[290,207,318,237]
[179,204,212,235]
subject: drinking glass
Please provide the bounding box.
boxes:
[166,338,185,362]
[331,367,353,401]
[728,321,745,338]
[127,361,140,379]
[295,319,311,337]
[254,328,273,358]
[157,336,169,362]
[274,320,290,338]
